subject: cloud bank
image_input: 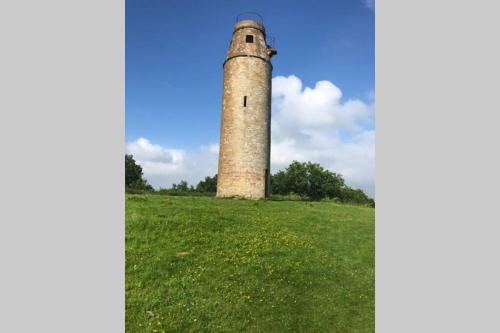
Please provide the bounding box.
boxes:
[126,138,219,189]
[271,75,374,196]
[127,75,374,197]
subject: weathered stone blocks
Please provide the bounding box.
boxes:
[216,20,277,199]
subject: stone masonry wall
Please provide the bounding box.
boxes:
[216,20,274,199]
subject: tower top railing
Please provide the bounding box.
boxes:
[266,36,276,48]
[235,12,264,25]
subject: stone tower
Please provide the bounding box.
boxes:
[216,17,277,199]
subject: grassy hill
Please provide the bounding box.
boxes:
[126,194,374,332]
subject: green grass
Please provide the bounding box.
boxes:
[126,194,374,332]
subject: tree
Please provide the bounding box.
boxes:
[172,180,190,192]
[321,169,345,199]
[284,161,310,196]
[340,187,375,207]
[270,170,288,195]
[125,154,143,187]
[271,161,345,200]
[195,175,217,193]
[270,160,374,206]
[125,154,153,190]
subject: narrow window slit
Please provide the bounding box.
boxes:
[243,96,247,107]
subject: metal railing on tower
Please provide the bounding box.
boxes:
[235,12,264,25]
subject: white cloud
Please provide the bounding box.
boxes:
[126,138,218,189]
[271,75,374,197]
[127,75,374,197]
[126,137,182,164]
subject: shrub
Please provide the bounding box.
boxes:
[270,193,303,201]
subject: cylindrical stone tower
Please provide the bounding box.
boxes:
[216,18,277,199]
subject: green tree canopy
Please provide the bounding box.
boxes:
[125,154,143,187]
[271,160,373,206]
[271,161,345,200]
[125,154,153,191]
[172,180,190,192]
[196,175,218,193]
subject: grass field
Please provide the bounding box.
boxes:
[126,194,374,332]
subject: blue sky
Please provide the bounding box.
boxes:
[126,0,375,196]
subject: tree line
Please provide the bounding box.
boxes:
[125,154,374,207]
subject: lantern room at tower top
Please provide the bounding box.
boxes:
[225,12,277,61]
